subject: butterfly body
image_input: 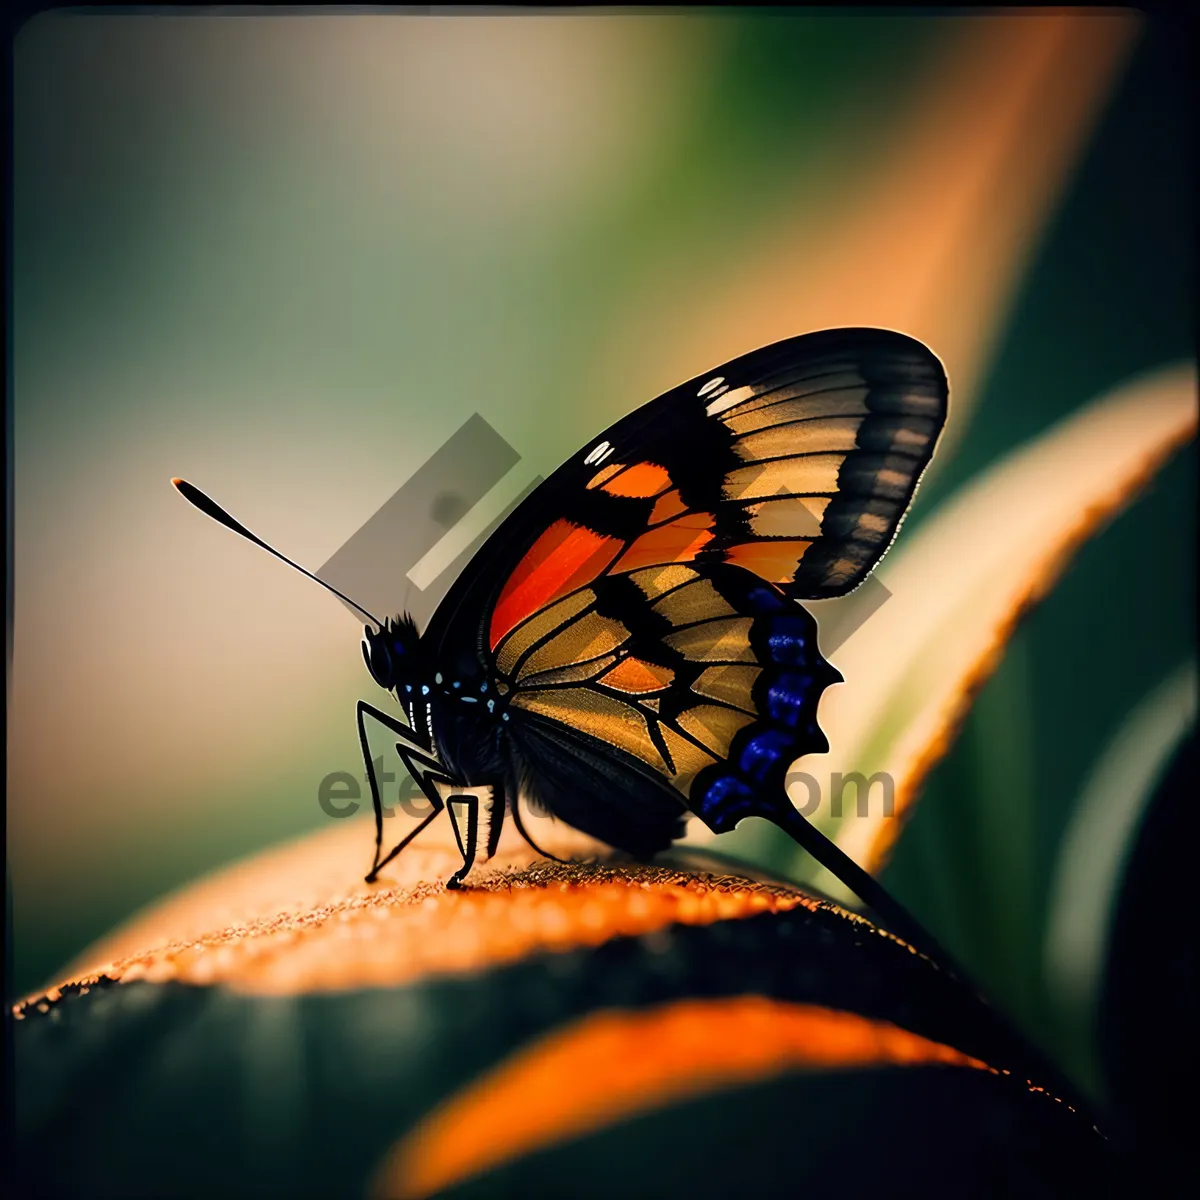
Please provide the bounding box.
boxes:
[175,327,947,898]
[343,327,947,875]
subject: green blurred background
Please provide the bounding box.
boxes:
[8,9,1194,1096]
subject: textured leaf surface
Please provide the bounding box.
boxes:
[14,820,1111,1198]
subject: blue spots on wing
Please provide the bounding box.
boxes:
[698,774,758,830]
[766,672,814,726]
[766,617,811,665]
[701,775,752,809]
[739,729,795,783]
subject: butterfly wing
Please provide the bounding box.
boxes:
[497,560,841,848]
[424,328,947,852]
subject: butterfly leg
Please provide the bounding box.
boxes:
[484,780,507,860]
[444,781,568,876]
[445,793,480,890]
[357,699,453,883]
[366,745,454,883]
[509,790,571,865]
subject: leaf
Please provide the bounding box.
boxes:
[1096,730,1197,1181]
[12,824,1111,1199]
[377,997,998,1199]
[51,806,691,995]
[1043,661,1196,1095]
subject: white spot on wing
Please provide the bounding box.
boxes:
[697,376,725,397]
[706,384,755,417]
[584,440,613,466]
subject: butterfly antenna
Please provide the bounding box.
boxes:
[171,478,384,628]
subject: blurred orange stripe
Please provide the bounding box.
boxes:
[618,12,1138,473]
[378,996,995,1199]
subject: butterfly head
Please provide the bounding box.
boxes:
[362,614,421,693]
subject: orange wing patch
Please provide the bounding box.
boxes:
[490,521,623,649]
[744,496,828,539]
[613,512,715,574]
[724,539,813,583]
[659,726,718,793]
[652,578,736,628]
[722,386,871,434]
[585,462,625,491]
[664,618,755,663]
[732,415,864,461]
[519,655,620,690]
[676,704,755,758]
[723,455,845,501]
[495,589,595,678]
[628,564,698,599]
[650,489,687,524]
[717,369,868,420]
[601,658,675,695]
[691,665,760,714]
[511,689,668,774]
[600,462,672,498]
[518,613,629,682]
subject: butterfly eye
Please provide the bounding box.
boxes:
[362,635,394,688]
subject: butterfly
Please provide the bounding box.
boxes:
[174,327,947,939]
